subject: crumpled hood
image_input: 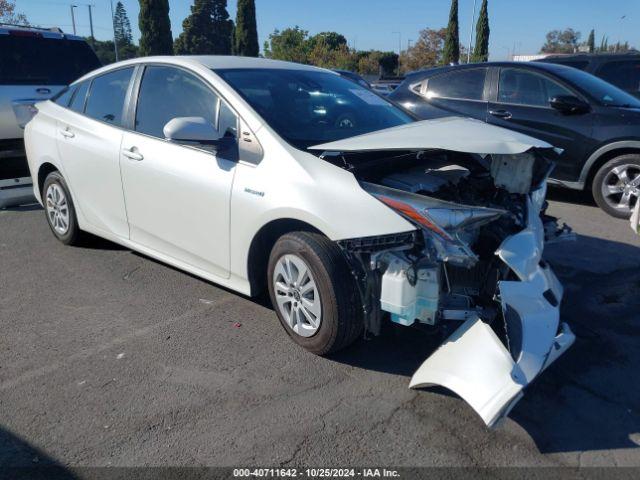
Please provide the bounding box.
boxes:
[308,116,553,155]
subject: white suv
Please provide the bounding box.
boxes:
[0,24,100,208]
[25,56,575,427]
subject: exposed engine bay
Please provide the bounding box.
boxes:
[322,146,576,427]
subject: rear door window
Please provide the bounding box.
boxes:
[596,60,640,95]
[425,68,488,100]
[85,68,134,126]
[0,35,101,85]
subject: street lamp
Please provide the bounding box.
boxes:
[70,4,77,35]
[467,0,478,63]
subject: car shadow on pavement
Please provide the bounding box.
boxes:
[547,185,596,207]
[331,234,640,455]
[0,426,77,479]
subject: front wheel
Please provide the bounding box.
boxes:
[267,232,363,356]
[592,154,640,218]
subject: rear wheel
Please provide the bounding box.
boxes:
[592,154,640,218]
[267,232,363,355]
[43,171,81,245]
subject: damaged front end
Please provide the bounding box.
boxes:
[332,145,575,427]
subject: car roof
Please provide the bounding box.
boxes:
[73,55,333,84]
[0,23,84,41]
[540,52,640,61]
[408,61,582,79]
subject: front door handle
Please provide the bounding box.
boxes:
[489,109,512,119]
[122,148,144,161]
[59,129,75,138]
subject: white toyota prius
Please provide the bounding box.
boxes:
[25,56,575,427]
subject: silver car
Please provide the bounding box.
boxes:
[0,24,100,208]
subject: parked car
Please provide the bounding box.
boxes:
[536,52,640,99]
[25,56,574,427]
[390,62,640,218]
[0,24,100,208]
[333,69,371,89]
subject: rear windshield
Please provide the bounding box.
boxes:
[0,35,101,85]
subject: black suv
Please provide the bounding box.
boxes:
[389,62,640,218]
[536,53,640,99]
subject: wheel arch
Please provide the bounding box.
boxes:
[579,141,640,189]
[37,162,59,196]
[246,218,323,297]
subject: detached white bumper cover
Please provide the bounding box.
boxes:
[410,194,575,427]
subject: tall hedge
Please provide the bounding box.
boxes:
[235,0,259,56]
[442,0,459,64]
[138,0,174,56]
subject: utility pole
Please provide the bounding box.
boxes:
[87,4,95,41]
[70,4,77,35]
[110,0,119,62]
[467,0,477,63]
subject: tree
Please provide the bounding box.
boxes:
[87,38,117,65]
[113,2,136,59]
[587,29,595,53]
[540,28,581,54]
[442,0,460,64]
[175,0,234,55]
[263,26,309,63]
[139,0,173,56]
[0,0,28,25]
[378,52,399,77]
[599,35,608,53]
[235,0,259,56]
[307,31,347,51]
[307,38,357,71]
[401,28,447,71]
[472,0,489,62]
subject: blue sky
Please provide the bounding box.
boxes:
[14,0,640,60]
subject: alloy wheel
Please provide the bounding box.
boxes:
[601,164,640,215]
[272,254,322,338]
[45,183,70,235]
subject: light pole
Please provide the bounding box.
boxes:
[87,4,95,41]
[70,4,77,35]
[467,0,478,63]
[392,31,401,76]
[110,0,119,62]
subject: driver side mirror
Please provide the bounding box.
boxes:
[163,116,221,143]
[549,95,590,115]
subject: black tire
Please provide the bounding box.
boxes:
[267,232,363,355]
[42,171,81,245]
[592,154,640,219]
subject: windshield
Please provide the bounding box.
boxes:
[215,68,413,149]
[0,36,101,85]
[559,67,640,107]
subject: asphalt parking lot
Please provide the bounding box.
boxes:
[1,189,639,469]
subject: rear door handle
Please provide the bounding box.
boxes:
[122,148,144,161]
[59,129,75,138]
[489,109,512,119]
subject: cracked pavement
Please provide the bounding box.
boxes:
[1,189,639,468]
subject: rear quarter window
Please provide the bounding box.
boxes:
[0,35,101,85]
